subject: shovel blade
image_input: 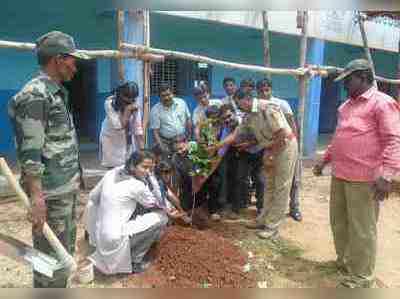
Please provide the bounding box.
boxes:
[0,232,64,278]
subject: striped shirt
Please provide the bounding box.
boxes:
[323,87,400,182]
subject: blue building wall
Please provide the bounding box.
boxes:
[151,13,300,100]
[0,1,116,160]
[320,40,399,135]
[150,13,399,156]
[304,39,325,157]
[149,13,301,145]
[2,8,400,159]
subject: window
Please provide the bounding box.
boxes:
[150,59,178,95]
[194,62,212,89]
[150,59,212,96]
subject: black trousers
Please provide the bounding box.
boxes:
[234,150,265,213]
[218,148,239,209]
[195,170,221,214]
[289,159,301,213]
[249,151,266,212]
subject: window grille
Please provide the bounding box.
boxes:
[150,59,212,96]
[150,59,178,95]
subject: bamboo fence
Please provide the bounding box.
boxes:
[142,9,151,142]
[358,12,378,87]
[117,10,125,83]
[296,10,309,190]
[1,9,400,165]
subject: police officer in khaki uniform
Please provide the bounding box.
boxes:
[216,90,298,239]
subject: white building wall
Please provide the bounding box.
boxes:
[159,11,400,53]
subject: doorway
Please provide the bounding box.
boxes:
[63,58,98,144]
[319,77,340,134]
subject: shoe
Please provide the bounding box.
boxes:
[226,211,240,220]
[337,277,375,288]
[210,213,221,221]
[336,262,349,275]
[84,230,89,241]
[245,220,266,230]
[336,281,350,288]
[256,228,278,240]
[220,209,230,217]
[132,261,151,274]
[289,211,303,222]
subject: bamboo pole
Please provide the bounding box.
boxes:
[309,65,400,85]
[0,40,36,51]
[295,10,309,198]
[117,10,125,83]
[142,9,151,144]
[122,43,305,76]
[0,40,164,61]
[358,12,378,88]
[2,39,400,84]
[297,10,309,162]
[262,11,271,74]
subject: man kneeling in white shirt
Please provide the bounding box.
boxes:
[84,150,185,274]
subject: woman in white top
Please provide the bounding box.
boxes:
[100,81,144,168]
[85,150,185,274]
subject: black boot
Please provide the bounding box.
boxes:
[289,210,303,222]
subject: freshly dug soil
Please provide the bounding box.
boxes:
[154,225,257,287]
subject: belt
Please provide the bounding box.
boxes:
[159,135,178,143]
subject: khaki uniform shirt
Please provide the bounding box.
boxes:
[238,98,292,149]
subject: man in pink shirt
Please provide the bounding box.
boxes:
[314,59,400,288]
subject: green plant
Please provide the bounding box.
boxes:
[187,118,220,177]
[187,141,211,177]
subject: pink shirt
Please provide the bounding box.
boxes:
[323,87,400,182]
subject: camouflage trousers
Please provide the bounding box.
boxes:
[33,192,78,288]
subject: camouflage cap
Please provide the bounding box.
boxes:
[35,31,90,59]
[334,59,371,82]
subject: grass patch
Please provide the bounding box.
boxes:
[264,237,304,258]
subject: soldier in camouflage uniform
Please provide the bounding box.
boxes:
[8,31,89,288]
[216,90,298,239]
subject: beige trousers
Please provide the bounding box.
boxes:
[257,138,298,230]
[330,176,380,287]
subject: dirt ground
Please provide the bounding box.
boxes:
[0,167,399,288]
